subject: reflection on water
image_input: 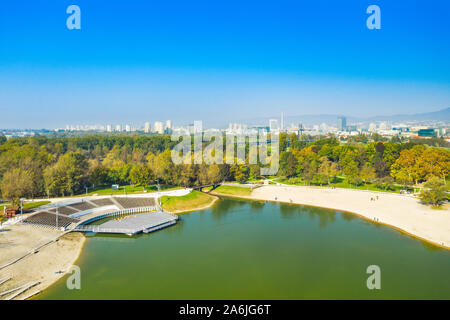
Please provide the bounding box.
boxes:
[40,197,450,300]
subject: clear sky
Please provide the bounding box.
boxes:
[0,0,449,128]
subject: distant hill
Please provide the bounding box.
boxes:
[246,108,450,127]
[366,107,450,122]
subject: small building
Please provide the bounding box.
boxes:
[6,207,19,218]
[417,129,437,138]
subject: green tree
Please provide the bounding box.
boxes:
[360,164,376,184]
[419,177,448,206]
[0,168,33,206]
[129,164,153,187]
[279,151,298,178]
[318,157,339,185]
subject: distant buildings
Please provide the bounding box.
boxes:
[144,122,151,133]
[337,116,347,131]
[269,119,279,132]
[418,128,437,138]
[50,115,448,142]
[154,121,164,134]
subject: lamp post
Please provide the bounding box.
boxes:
[56,205,59,230]
[156,179,161,208]
[20,198,25,215]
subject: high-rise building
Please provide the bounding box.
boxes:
[165,120,172,130]
[115,124,122,132]
[154,121,164,134]
[269,119,279,131]
[281,112,284,131]
[125,124,131,132]
[106,124,112,132]
[337,116,347,131]
[194,120,202,134]
[144,122,151,133]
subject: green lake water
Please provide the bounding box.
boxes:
[39,197,450,299]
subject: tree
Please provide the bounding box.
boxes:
[360,164,376,184]
[129,164,153,187]
[279,151,298,178]
[318,157,339,185]
[0,168,33,206]
[419,176,448,207]
[44,152,87,196]
[391,149,420,186]
[343,160,361,186]
[415,149,450,182]
[208,164,222,185]
[89,165,110,186]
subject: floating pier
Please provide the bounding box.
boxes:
[72,211,178,236]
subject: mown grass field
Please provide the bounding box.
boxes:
[274,177,405,193]
[84,184,180,196]
[160,191,216,213]
[211,185,253,196]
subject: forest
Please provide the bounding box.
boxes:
[0,133,448,206]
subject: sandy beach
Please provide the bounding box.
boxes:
[1,185,449,299]
[0,225,85,300]
[240,185,450,249]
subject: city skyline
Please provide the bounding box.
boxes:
[1,1,450,128]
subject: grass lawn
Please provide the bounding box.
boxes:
[160,191,216,213]
[275,177,403,193]
[211,185,253,196]
[0,200,51,213]
[84,184,181,196]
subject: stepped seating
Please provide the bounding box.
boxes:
[47,207,78,216]
[47,206,78,216]
[68,201,96,212]
[112,197,157,209]
[91,198,114,207]
[22,211,79,229]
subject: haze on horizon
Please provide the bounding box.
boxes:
[1,0,449,129]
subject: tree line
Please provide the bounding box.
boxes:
[0,133,448,206]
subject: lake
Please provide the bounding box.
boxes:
[39,197,450,299]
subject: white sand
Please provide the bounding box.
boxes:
[246,185,450,249]
[0,225,85,300]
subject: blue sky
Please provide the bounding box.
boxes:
[0,0,449,128]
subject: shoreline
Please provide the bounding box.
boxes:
[0,229,86,300]
[214,185,450,250]
[12,194,217,299]
[166,195,219,214]
[5,185,449,299]
[31,233,86,299]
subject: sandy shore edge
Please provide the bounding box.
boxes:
[214,185,450,250]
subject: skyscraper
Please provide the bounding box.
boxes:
[269,119,279,131]
[144,122,151,133]
[337,116,347,131]
[154,121,164,134]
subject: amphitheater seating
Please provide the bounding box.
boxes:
[113,197,157,209]
[47,206,78,216]
[91,198,115,207]
[68,201,96,212]
[22,211,79,229]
